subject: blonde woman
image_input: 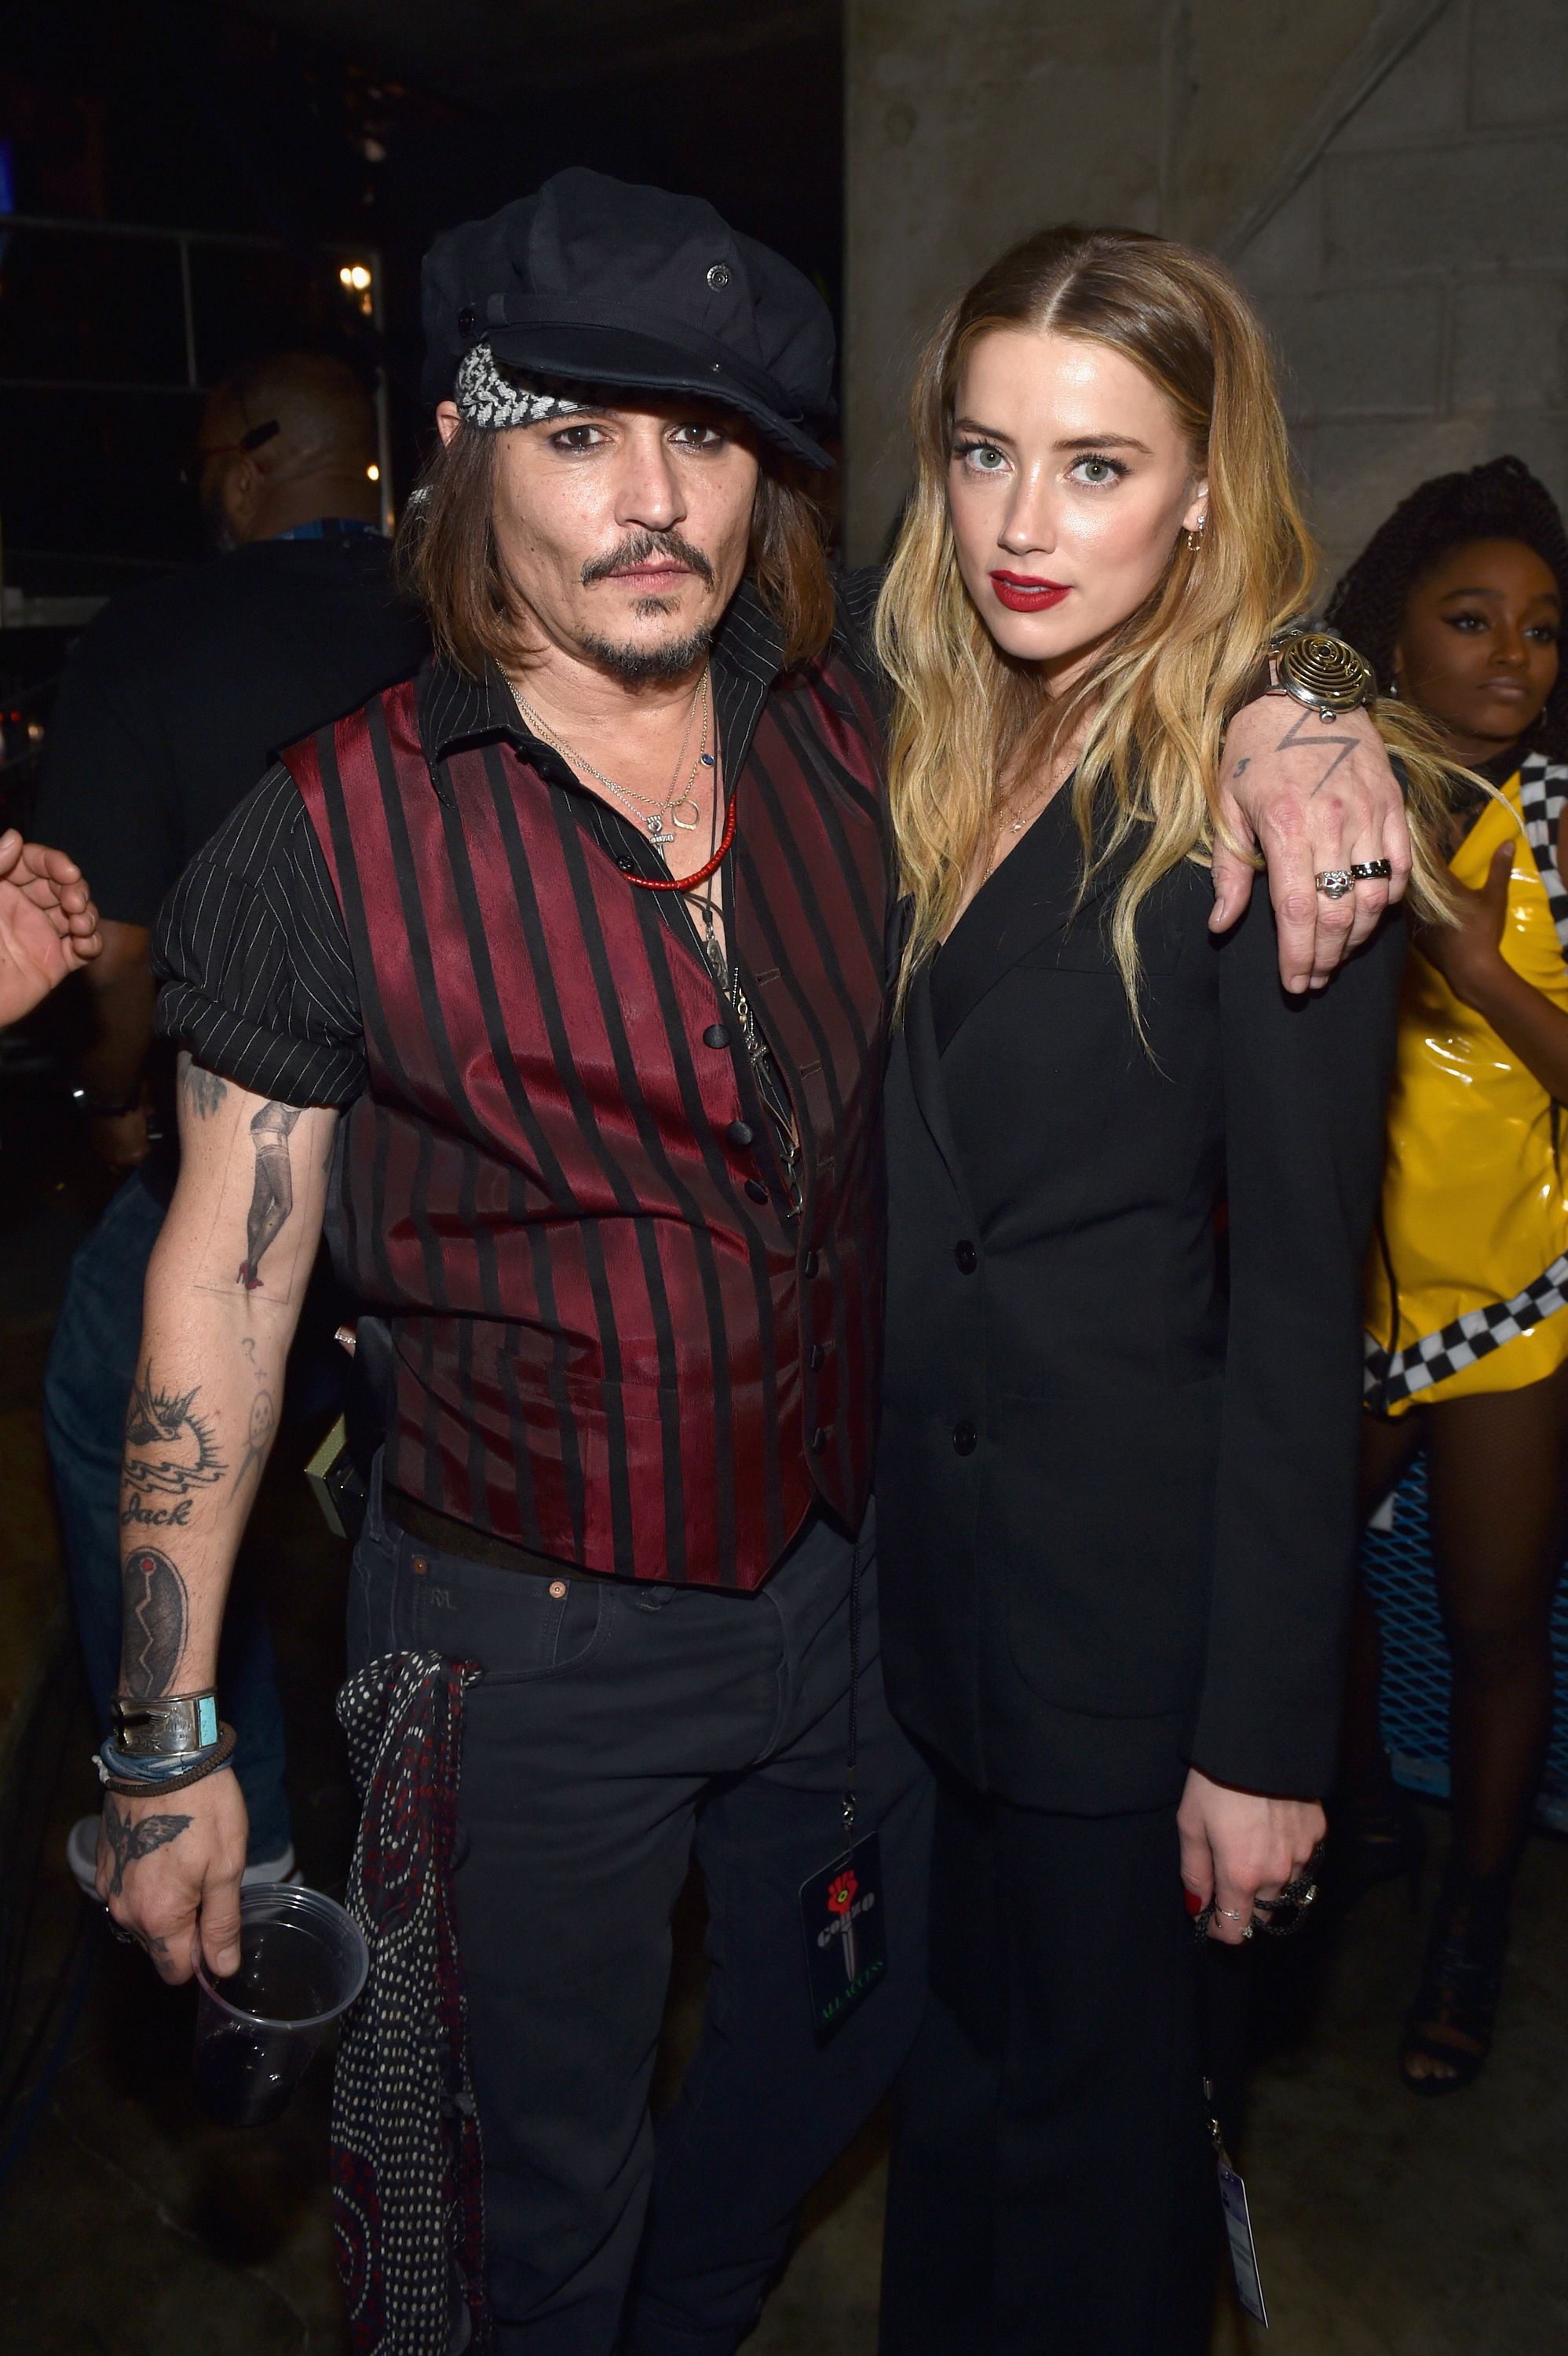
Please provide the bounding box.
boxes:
[870,226,1453,2354]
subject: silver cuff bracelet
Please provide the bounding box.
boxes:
[108,1690,221,1759]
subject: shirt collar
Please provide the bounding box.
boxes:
[415,575,788,781]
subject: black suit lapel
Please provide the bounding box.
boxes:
[930,790,1138,1050]
[899,962,978,1219]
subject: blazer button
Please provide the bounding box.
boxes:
[952,1421,978,1456]
[803,1250,821,1279]
[704,1023,731,1049]
[810,1425,828,1454]
[744,1178,769,1202]
[809,1342,827,1369]
[954,1240,977,1274]
[727,1119,755,1147]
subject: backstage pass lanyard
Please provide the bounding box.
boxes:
[798,1523,889,2038]
[1206,2078,1269,2327]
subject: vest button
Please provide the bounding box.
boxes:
[803,1250,821,1279]
[727,1120,755,1147]
[458,305,477,332]
[810,1426,828,1454]
[952,1421,978,1456]
[954,1240,978,1274]
[704,1023,731,1049]
[744,1178,769,1202]
[809,1343,827,1370]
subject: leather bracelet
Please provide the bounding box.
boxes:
[94,1721,238,1798]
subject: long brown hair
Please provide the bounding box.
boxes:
[399,416,836,678]
[876,224,1455,1009]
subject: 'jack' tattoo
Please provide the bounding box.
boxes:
[103,1794,192,1899]
[239,1101,304,1290]
[178,1055,228,1121]
[120,1547,188,1697]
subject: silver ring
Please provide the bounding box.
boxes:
[1314,869,1354,899]
[1217,1904,1247,1922]
[1349,860,1393,883]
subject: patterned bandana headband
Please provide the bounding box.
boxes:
[454,340,587,430]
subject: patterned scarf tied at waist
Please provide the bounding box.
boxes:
[332,1648,485,2354]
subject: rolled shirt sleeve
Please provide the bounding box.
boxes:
[153,764,367,1107]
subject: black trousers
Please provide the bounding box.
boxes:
[349,1475,934,2356]
[879,1772,1220,2356]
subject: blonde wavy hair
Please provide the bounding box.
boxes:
[875,224,1456,1011]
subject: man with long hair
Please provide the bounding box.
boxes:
[101,173,1411,2354]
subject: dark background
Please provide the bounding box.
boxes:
[0,0,844,591]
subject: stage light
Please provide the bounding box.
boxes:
[367,464,379,481]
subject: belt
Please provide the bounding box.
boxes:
[382,1487,616,1586]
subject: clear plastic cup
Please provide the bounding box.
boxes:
[192,1884,368,2127]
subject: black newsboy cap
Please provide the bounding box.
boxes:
[422,167,836,469]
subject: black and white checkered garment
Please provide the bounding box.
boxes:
[1365,753,1568,1410]
[331,1649,486,2356]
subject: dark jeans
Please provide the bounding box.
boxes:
[43,1165,293,1861]
[879,1773,1220,2356]
[349,1470,934,2356]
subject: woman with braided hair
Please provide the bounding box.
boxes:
[1328,454,1568,2093]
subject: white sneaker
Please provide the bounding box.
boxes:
[67,1815,299,1901]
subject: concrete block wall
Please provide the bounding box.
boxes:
[1233,0,1568,593]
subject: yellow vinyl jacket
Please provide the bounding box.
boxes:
[1366,752,1568,1413]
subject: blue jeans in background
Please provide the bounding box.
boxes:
[44,1164,294,1864]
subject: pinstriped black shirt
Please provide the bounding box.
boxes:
[153,573,883,1110]
[150,570,893,1582]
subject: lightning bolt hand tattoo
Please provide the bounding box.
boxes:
[1274,702,1361,797]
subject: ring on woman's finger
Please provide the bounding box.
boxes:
[1215,1904,1248,1922]
[1314,869,1354,899]
[1349,859,1393,883]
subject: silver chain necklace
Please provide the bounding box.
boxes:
[509,671,714,848]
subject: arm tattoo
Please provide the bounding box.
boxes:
[103,1794,192,1899]
[236,1388,276,1494]
[238,1102,304,1290]
[122,1363,225,1522]
[119,1547,188,1697]
[178,1056,228,1121]
[1275,703,1359,798]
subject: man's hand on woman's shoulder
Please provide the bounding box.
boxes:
[1210,702,1409,994]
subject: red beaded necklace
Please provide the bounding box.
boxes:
[623,790,736,891]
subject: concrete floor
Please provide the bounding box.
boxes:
[1,1096,1566,2352]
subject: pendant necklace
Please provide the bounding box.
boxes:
[510,668,714,847]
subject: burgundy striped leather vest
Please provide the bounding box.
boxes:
[283,631,890,1590]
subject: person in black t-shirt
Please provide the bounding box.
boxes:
[36,351,428,1893]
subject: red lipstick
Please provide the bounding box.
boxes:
[990,571,1070,613]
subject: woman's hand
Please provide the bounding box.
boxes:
[1413,839,1512,1008]
[1177,1767,1324,1948]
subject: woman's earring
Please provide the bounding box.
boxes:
[1183,516,1207,553]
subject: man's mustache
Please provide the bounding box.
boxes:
[581,531,715,590]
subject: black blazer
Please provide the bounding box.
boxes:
[875,792,1405,1816]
